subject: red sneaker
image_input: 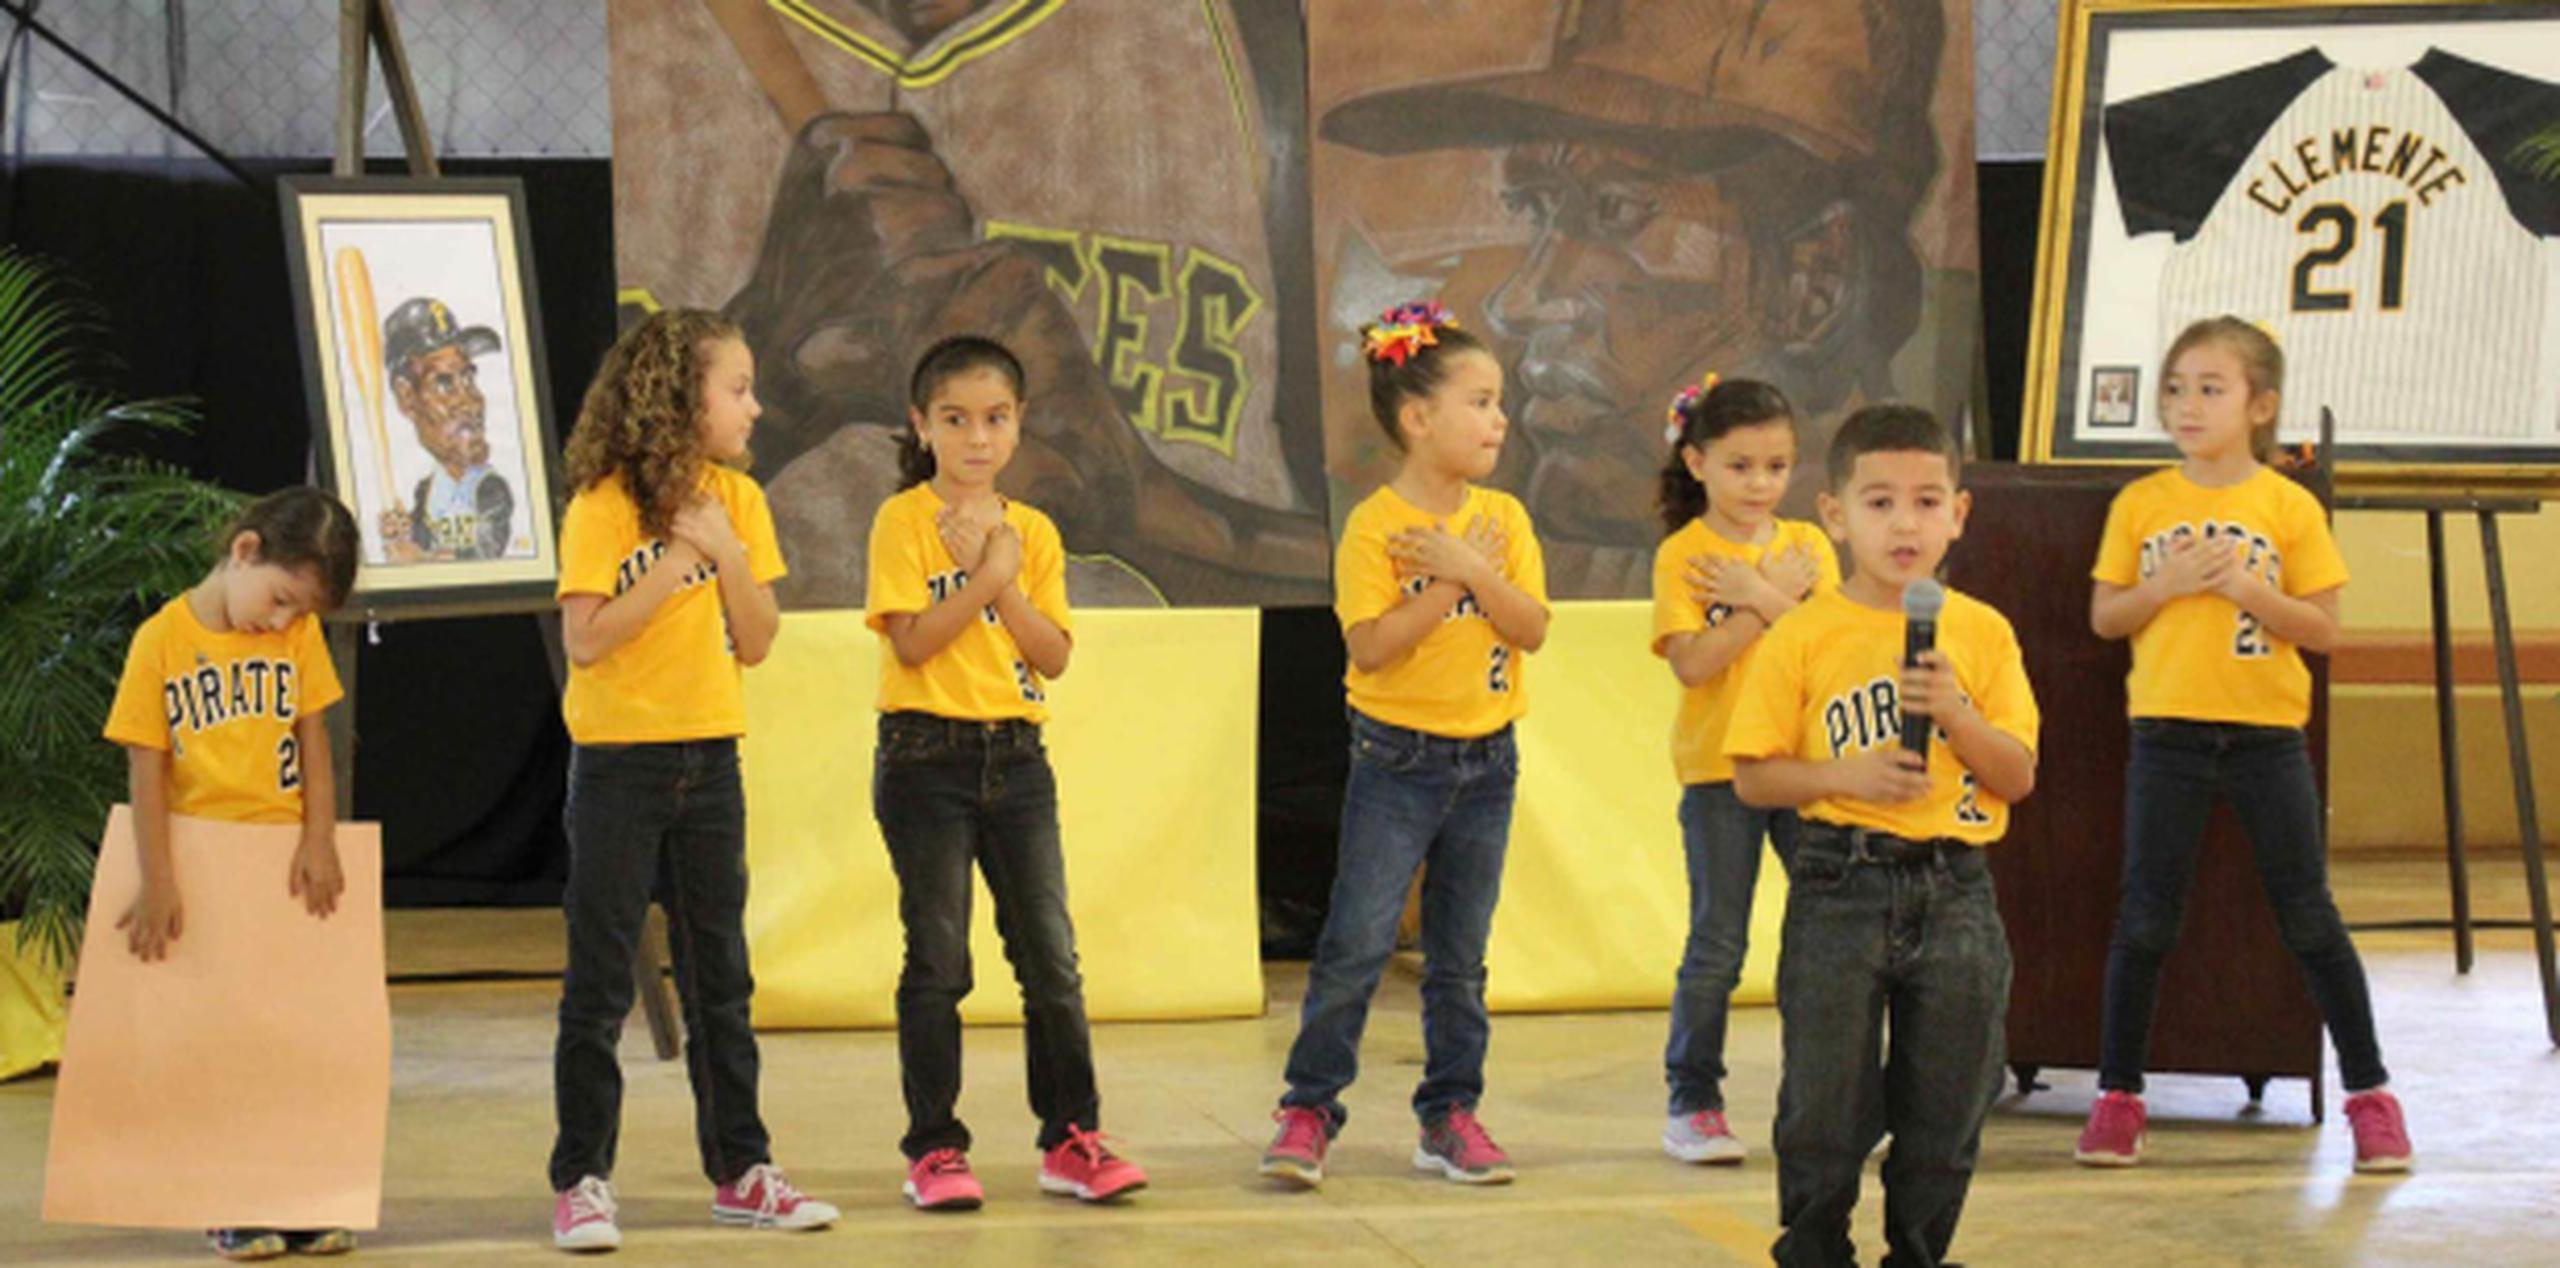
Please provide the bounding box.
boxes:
[2075,1090,2147,1167]
[712,1163,838,1231]
[2345,1088,2413,1173]
[903,1148,985,1212]
[1414,1109,1514,1184]
[1039,1126,1149,1202]
[551,1175,621,1252]
[1260,1106,1331,1188]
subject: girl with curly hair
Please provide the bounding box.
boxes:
[545,309,838,1251]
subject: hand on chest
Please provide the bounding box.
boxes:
[2138,518,2284,587]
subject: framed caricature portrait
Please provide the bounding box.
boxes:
[2025,0,2560,487]
[281,176,561,615]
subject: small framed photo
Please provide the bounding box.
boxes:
[2089,366,2142,428]
[280,176,560,616]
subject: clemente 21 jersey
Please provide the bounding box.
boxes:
[2105,48,2560,445]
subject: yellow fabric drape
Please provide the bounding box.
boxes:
[0,923,65,1082]
[741,609,1265,1028]
[1491,601,1785,1012]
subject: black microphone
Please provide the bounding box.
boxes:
[1901,579,1945,762]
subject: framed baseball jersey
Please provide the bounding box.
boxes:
[2026,1,2560,489]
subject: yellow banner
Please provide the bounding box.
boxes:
[1491,601,1785,1013]
[0,923,64,1082]
[741,609,1264,1028]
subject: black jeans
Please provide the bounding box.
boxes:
[2098,720,2387,1094]
[550,739,770,1192]
[1773,824,2011,1268]
[873,712,1098,1159]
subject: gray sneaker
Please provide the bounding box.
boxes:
[1663,1110,1747,1164]
[1413,1110,1514,1184]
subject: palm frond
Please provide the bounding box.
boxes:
[0,247,239,968]
[0,252,105,422]
[2517,120,2560,184]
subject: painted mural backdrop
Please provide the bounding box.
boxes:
[611,0,1980,605]
[1309,0,1981,597]
[612,0,1329,607]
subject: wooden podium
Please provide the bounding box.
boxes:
[1950,464,2329,1120]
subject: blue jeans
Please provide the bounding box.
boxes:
[1773,824,2011,1268]
[1280,711,1518,1129]
[1667,782,1795,1115]
[872,712,1098,1159]
[2099,720,2388,1094]
[551,739,771,1192]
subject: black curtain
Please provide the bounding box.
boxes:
[6,155,615,905]
[1978,160,2044,461]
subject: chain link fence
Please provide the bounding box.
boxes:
[1975,0,2059,161]
[9,1,2056,163]
[6,0,607,159]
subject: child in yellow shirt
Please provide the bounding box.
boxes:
[1649,375,1837,1164]
[865,335,1148,1211]
[2076,316,2408,1173]
[1725,406,2039,1267]
[1261,302,1549,1189]
[103,486,360,1261]
[547,310,834,1250]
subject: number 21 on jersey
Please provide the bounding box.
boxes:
[2292,200,2408,313]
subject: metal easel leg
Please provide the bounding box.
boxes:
[2426,511,2472,973]
[2479,512,2560,1047]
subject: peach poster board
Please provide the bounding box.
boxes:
[44,808,389,1230]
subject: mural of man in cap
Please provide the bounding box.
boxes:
[1319,0,1959,597]
[378,296,517,564]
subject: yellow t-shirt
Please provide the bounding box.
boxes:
[1336,483,1548,739]
[556,465,787,744]
[103,597,344,824]
[2091,466,2348,728]
[865,483,1072,724]
[1723,588,2040,846]
[1652,518,1841,784]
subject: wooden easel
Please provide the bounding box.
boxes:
[327,0,682,1061]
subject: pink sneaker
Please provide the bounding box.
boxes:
[1259,1106,1331,1187]
[1414,1109,1514,1184]
[2075,1090,2147,1167]
[1039,1126,1149,1202]
[2345,1088,2413,1173]
[712,1163,838,1231]
[903,1148,985,1212]
[551,1175,621,1252]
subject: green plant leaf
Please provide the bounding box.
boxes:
[2518,120,2560,184]
[0,248,242,970]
